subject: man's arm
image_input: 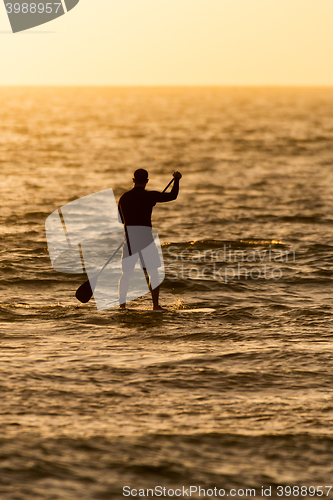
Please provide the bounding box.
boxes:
[118,196,124,223]
[152,171,182,203]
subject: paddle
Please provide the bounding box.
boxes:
[75,177,175,304]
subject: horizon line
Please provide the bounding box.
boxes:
[1,84,333,88]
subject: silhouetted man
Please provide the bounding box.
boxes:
[118,169,182,310]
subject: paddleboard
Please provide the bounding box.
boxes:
[117,307,216,313]
[173,308,216,313]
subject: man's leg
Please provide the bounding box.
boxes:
[118,269,133,308]
[147,268,165,311]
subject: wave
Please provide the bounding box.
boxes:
[162,239,288,250]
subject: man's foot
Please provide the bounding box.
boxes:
[153,305,167,311]
[119,303,126,309]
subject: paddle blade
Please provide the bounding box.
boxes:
[75,275,98,303]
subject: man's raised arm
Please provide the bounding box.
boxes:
[153,171,182,203]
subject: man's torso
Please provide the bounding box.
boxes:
[118,187,157,227]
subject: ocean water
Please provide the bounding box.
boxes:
[1,86,333,499]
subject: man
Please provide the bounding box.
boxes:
[118,169,182,310]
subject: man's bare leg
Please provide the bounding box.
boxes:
[147,269,166,311]
[118,270,132,308]
[151,285,165,311]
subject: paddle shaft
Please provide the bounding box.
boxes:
[162,178,174,193]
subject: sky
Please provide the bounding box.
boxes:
[1,0,333,85]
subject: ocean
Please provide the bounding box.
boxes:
[1,86,333,499]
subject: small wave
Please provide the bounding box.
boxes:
[163,239,287,251]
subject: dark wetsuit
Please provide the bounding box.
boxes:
[118,179,179,227]
[118,179,179,269]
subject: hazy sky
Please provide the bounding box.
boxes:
[1,0,333,85]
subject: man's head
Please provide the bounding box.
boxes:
[133,169,149,187]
